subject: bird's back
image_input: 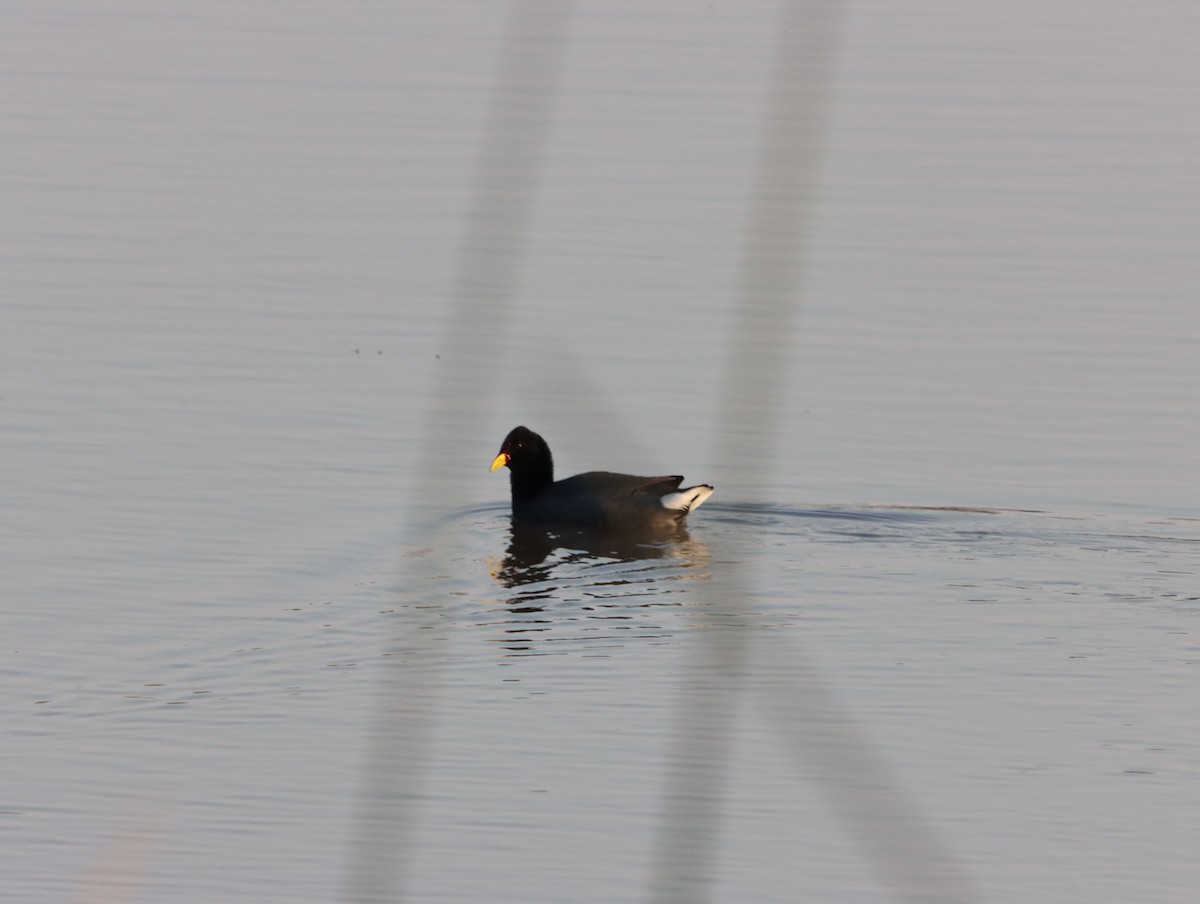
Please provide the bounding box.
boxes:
[514,471,709,530]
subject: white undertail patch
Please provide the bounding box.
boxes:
[660,484,714,514]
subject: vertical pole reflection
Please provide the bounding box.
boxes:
[648,2,978,902]
[342,3,573,902]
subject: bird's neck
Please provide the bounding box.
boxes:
[510,459,553,501]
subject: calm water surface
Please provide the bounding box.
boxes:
[3,1,1198,902]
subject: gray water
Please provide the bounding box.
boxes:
[3,1,1199,902]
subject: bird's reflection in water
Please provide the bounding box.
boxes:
[487,518,710,653]
[497,520,706,585]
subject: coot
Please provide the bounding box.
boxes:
[490,426,713,530]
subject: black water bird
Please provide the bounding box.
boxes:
[490,426,713,530]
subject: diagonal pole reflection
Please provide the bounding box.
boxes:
[648,2,979,902]
[342,3,573,901]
